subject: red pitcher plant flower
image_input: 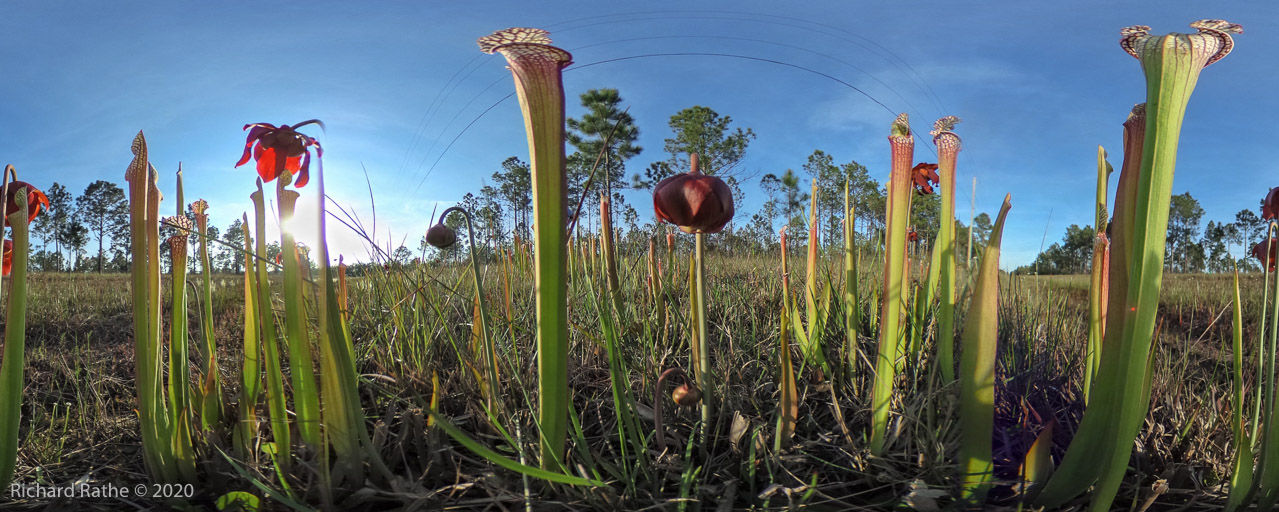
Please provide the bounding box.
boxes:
[653,153,735,234]
[1264,186,1279,220]
[2,240,11,276]
[911,162,940,195]
[235,120,324,188]
[3,180,48,227]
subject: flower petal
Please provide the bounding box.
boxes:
[295,151,311,188]
[236,124,274,168]
[257,146,280,182]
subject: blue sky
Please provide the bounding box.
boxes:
[2,1,1276,267]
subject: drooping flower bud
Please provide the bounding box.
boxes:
[426,224,458,248]
[671,383,702,407]
[653,153,735,234]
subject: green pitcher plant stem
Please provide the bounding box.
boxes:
[1036,20,1242,510]
[870,113,915,455]
[1084,146,1114,404]
[124,133,178,484]
[1256,224,1277,444]
[163,210,197,484]
[1226,266,1254,512]
[777,227,798,450]
[250,179,292,476]
[931,116,961,384]
[843,181,858,381]
[1257,223,1279,509]
[0,169,31,490]
[191,197,222,430]
[958,193,1011,507]
[275,175,321,448]
[313,153,376,489]
[236,213,262,461]
[479,27,572,471]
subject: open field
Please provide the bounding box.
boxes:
[0,265,1267,511]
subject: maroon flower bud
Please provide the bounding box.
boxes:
[671,383,702,407]
[1264,186,1279,220]
[1255,238,1278,271]
[426,223,458,248]
[653,153,734,234]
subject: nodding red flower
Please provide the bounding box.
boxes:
[2,239,11,276]
[4,181,49,226]
[911,163,940,195]
[1264,186,1279,220]
[907,228,920,243]
[1255,238,1278,271]
[235,120,324,188]
[653,153,735,234]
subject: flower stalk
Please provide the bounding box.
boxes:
[435,206,498,413]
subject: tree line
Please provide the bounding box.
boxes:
[416,88,994,266]
[30,179,260,274]
[37,88,998,274]
[1017,191,1264,274]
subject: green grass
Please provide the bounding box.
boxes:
[0,260,1266,510]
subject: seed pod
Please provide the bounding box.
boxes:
[426,224,458,248]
